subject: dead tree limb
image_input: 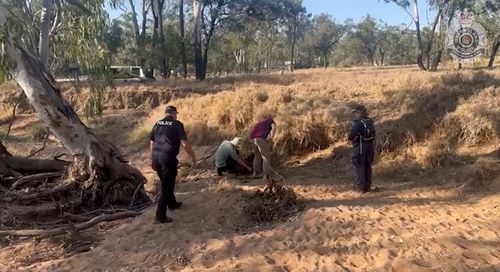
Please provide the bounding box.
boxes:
[197,146,218,162]
[13,180,76,201]
[62,213,91,222]
[9,172,62,190]
[1,93,23,142]
[6,156,69,174]
[25,128,50,159]
[0,211,141,237]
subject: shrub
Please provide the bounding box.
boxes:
[31,126,47,141]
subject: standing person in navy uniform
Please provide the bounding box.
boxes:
[150,106,197,223]
[250,114,276,182]
[348,105,376,193]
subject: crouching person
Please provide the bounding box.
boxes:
[348,105,376,193]
[215,137,252,176]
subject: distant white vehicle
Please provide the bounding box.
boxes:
[109,65,145,78]
[56,65,148,83]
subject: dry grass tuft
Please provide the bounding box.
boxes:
[131,69,499,167]
[463,157,500,189]
[440,87,499,147]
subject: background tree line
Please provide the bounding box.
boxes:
[100,0,500,80]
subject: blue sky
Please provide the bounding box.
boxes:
[303,0,433,26]
[107,0,436,27]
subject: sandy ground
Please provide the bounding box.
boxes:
[1,111,499,272]
[25,167,500,272]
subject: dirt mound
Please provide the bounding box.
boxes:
[0,81,214,115]
[245,184,304,223]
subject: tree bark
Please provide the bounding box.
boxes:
[202,44,209,80]
[413,0,427,71]
[129,0,152,78]
[10,172,63,190]
[379,46,385,66]
[488,35,500,69]
[179,0,187,78]
[39,0,52,67]
[152,0,167,77]
[431,49,443,71]
[193,0,204,80]
[1,142,68,177]
[151,0,160,75]
[266,48,271,72]
[290,15,298,72]
[425,8,443,70]
[4,35,149,208]
[158,0,167,77]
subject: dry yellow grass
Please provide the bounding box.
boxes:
[131,68,499,167]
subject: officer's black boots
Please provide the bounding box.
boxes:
[155,216,173,224]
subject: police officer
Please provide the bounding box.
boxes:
[150,105,197,223]
[348,105,376,193]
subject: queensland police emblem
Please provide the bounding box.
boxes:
[445,9,487,63]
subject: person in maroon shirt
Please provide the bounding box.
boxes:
[250,114,276,182]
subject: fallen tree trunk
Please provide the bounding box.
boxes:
[2,15,150,208]
[13,180,76,201]
[0,141,68,176]
[10,172,62,190]
[0,211,140,237]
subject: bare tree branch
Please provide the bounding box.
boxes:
[49,0,62,36]
[63,0,91,15]
[0,211,141,237]
[25,128,50,159]
[1,93,23,143]
[10,172,63,190]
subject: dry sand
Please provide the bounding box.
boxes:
[8,147,497,272]
[1,83,499,271]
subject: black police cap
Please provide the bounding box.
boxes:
[165,105,178,114]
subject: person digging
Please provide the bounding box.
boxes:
[215,137,252,177]
[250,114,283,183]
[150,106,197,224]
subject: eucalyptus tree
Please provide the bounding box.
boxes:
[310,14,349,68]
[383,0,427,70]
[111,0,152,77]
[355,15,380,66]
[0,1,149,207]
[282,0,307,71]
[179,0,187,77]
[476,0,500,68]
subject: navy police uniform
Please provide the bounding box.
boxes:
[348,117,376,193]
[150,114,186,221]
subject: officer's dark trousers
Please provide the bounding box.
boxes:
[352,142,374,192]
[153,151,178,219]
